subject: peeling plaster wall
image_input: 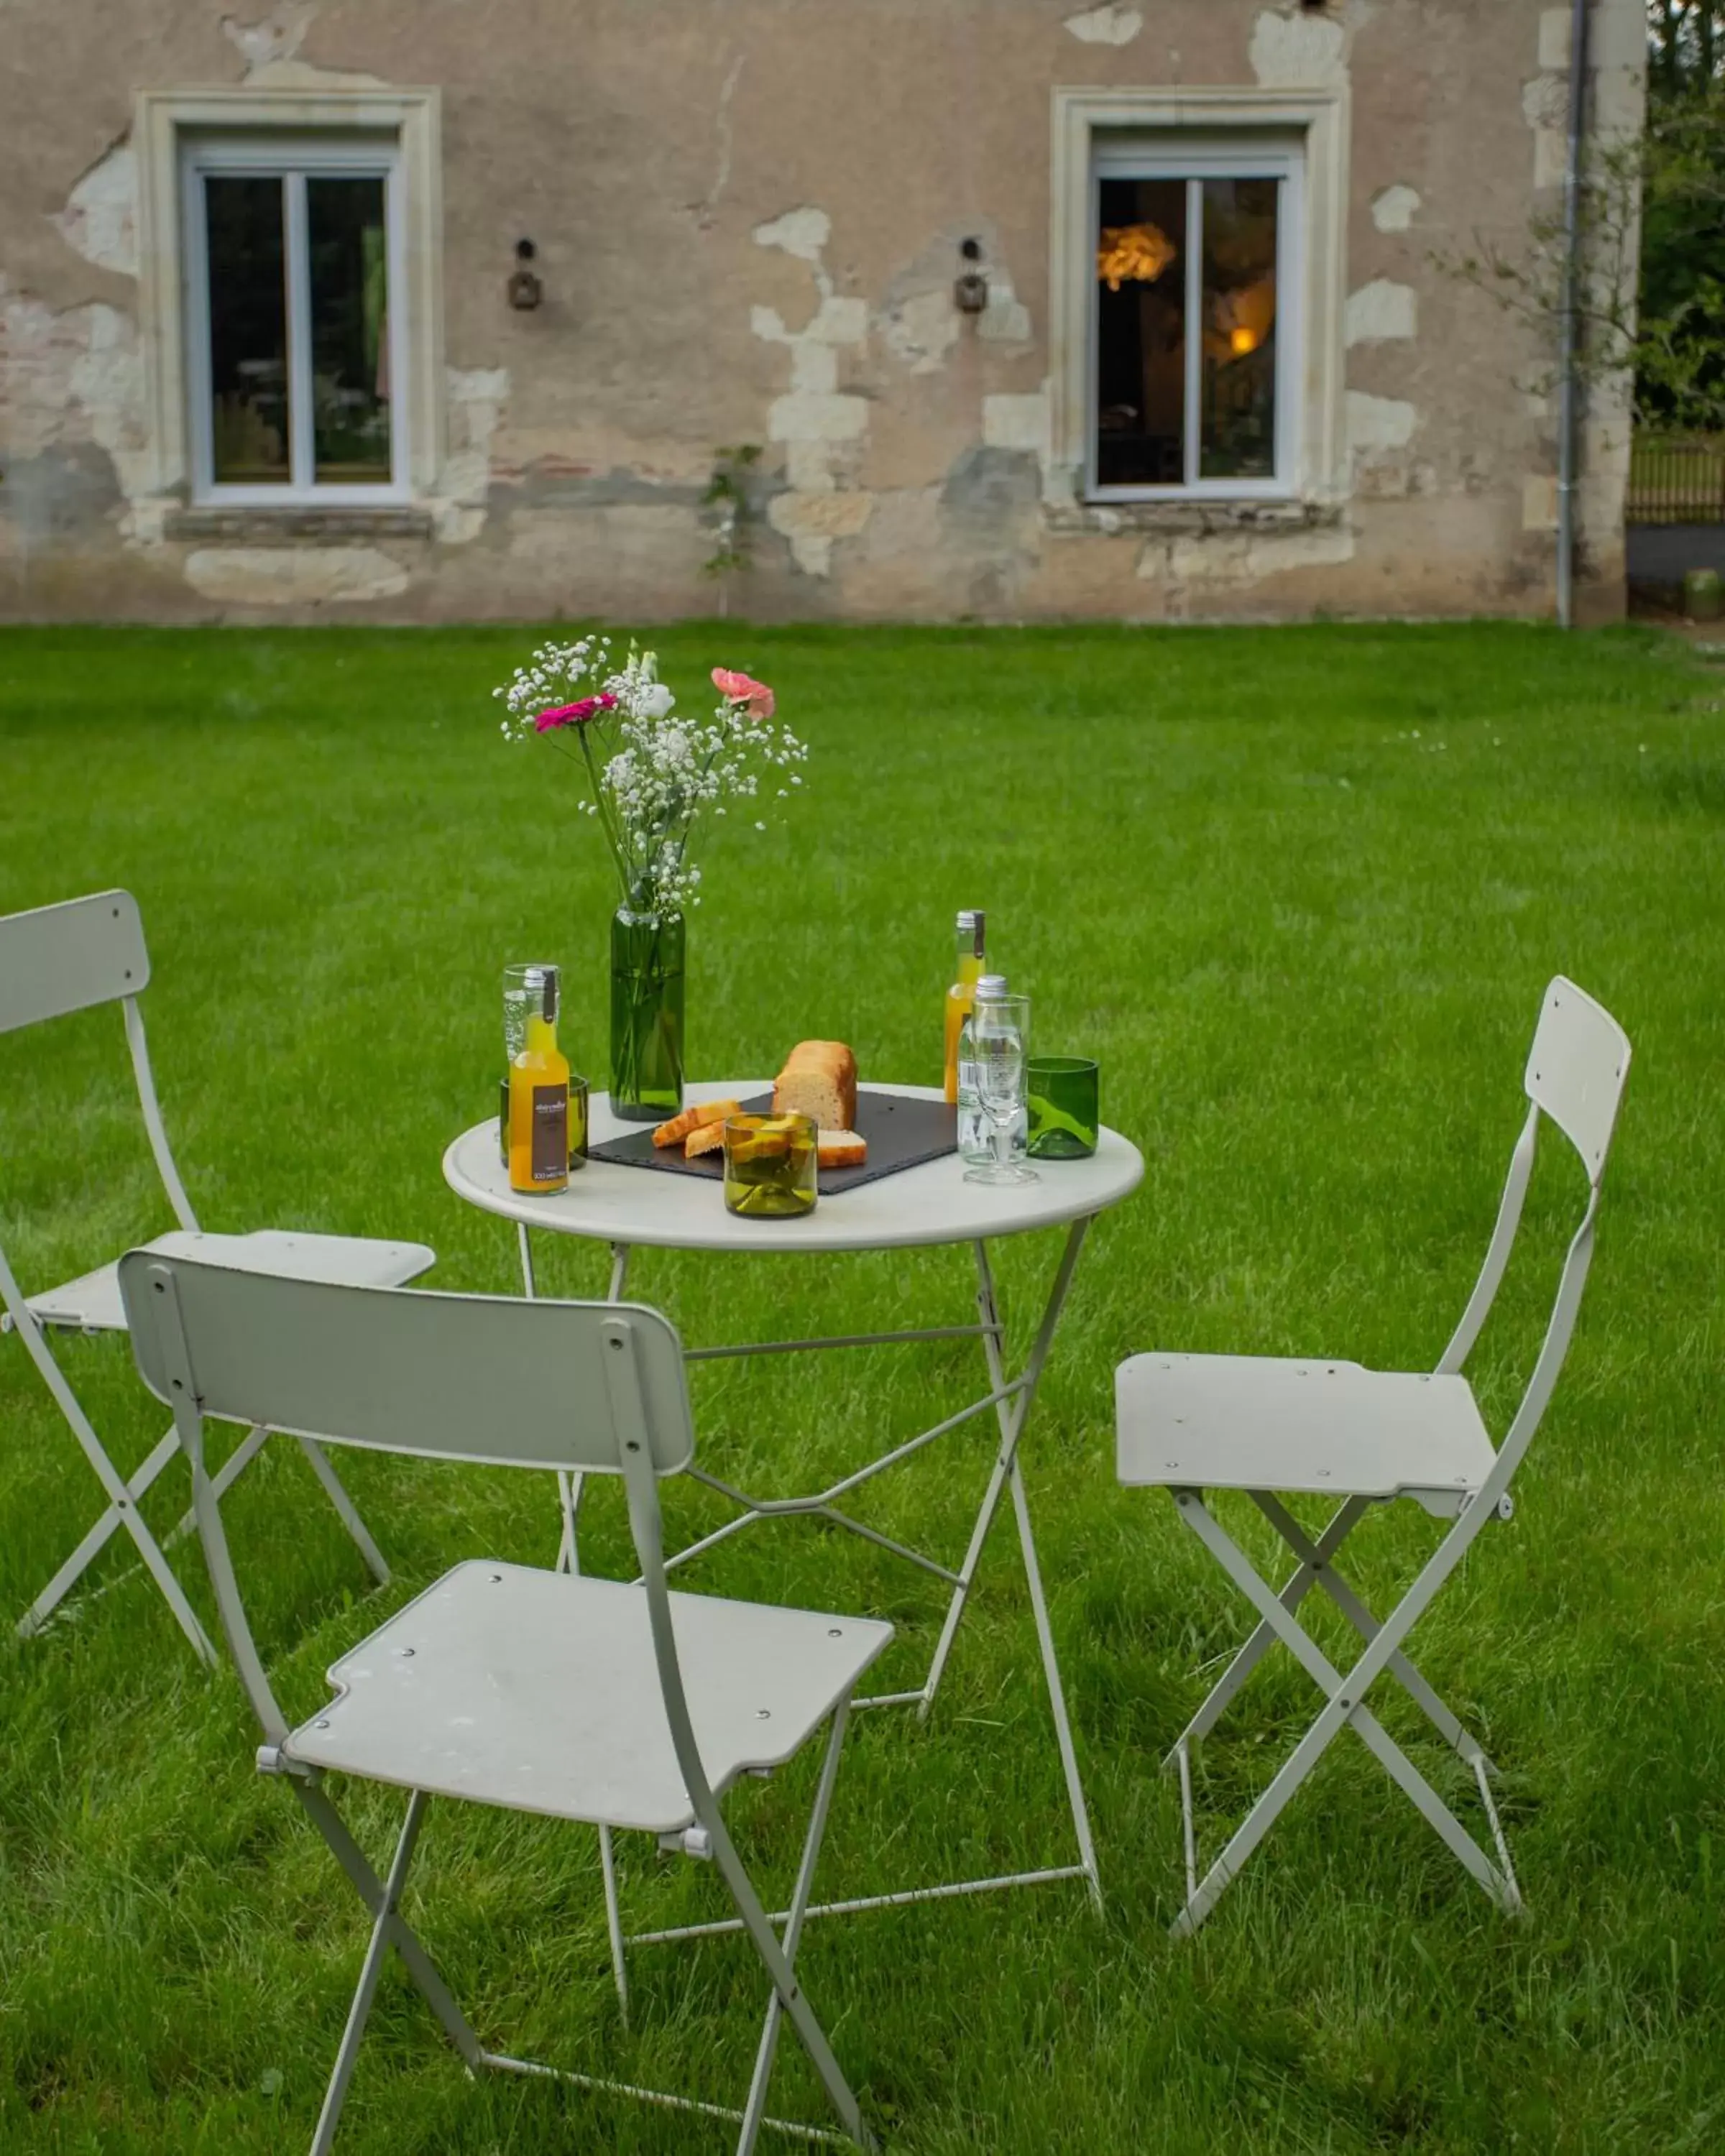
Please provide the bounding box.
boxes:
[0,0,1645,624]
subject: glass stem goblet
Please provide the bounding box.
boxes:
[965,992,1037,1188]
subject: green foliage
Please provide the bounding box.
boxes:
[1435,16,1725,434]
[1,622,1723,2152]
[701,444,763,584]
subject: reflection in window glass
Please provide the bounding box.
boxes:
[308,177,392,483]
[205,176,290,483]
[1094,178,1187,488]
[1200,178,1278,481]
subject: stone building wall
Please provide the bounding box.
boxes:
[0,0,1647,624]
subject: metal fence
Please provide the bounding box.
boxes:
[1626,437,1725,525]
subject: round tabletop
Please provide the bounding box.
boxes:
[443,1080,1144,1255]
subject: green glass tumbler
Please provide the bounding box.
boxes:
[1026,1056,1099,1160]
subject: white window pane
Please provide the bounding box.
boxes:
[1094,177,1187,488]
[306,175,392,483]
[1199,176,1279,482]
[205,175,290,484]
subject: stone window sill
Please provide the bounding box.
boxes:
[164,505,435,542]
[1044,499,1343,538]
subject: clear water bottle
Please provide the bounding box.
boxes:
[958,974,1026,1168]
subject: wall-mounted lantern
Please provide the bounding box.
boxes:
[954,236,988,315]
[507,238,543,312]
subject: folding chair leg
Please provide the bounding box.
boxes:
[1171,1493,1519,1935]
[17,1424,183,1636]
[294,1781,483,2071]
[700,1712,875,2152]
[5,1317,216,1659]
[1167,1496,1371,1761]
[1251,1493,1493,1769]
[598,1825,629,2024]
[735,1699,852,2156]
[311,1788,431,2156]
[160,1420,273,1552]
[294,1435,391,1588]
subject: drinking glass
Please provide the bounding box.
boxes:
[965,992,1036,1187]
[723,1112,818,1217]
[1027,1056,1100,1159]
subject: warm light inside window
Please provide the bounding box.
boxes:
[1095,221,1177,291]
[1229,326,1257,356]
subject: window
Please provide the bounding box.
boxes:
[180,134,407,502]
[1090,138,1301,497]
[1049,89,1348,512]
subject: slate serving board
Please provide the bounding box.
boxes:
[589,1087,957,1194]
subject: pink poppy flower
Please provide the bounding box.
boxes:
[712,667,776,720]
[536,693,616,732]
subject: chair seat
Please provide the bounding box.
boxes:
[18,1230,435,1334]
[284,1559,894,1835]
[1116,1353,1496,1508]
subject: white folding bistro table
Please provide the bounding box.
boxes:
[443,1079,1143,1944]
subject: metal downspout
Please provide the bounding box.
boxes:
[1555,0,1592,627]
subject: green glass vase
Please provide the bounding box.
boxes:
[610,907,685,1121]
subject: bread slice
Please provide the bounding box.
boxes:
[773,1041,857,1133]
[652,1097,742,1149]
[816,1128,867,1171]
[684,1120,728,1159]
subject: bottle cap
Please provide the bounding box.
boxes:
[975,972,1009,1000]
[523,962,560,1023]
[957,908,985,955]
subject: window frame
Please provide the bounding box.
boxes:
[181,132,408,507]
[1087,135,1304,502]
[1049,86,1350,514]
[134,87,444,512]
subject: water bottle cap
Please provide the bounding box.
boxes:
[524,963,560,1022]
[975,973,1009,999]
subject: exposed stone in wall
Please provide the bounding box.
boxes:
[0,278,148,546]
[437,366,510,543]
[184,544,410,604]
[51,144,137,279]
[982,392,1049,460]
[1063,6,1142,45]
[222,2,320,75]
[1370,185,1421,234]
[1249,6,1351,88]
[750,205,871,575]
[1345,279,1417,346]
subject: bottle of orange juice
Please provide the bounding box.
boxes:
[508,964,571,1194]
[943,909,985,1105]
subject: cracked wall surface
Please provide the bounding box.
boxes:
[0,0,1645,624]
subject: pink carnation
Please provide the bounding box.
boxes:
[712,667,776,720]
[536,693,617,732]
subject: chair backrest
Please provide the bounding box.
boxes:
[1438,976,1630,1492]
[120,1252,699,1749]
[0,889,196,1238]
[1524,976,1631,1184]
[119,1255,694,1477]
[0,890,151,1034]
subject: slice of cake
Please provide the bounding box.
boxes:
[773,1041,857,1133]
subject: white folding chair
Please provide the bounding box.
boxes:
[0,890,434,1662]
[1115,977,1631,1935]
[121,1252,893,2154]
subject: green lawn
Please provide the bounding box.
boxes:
[1,622,1721,2155]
